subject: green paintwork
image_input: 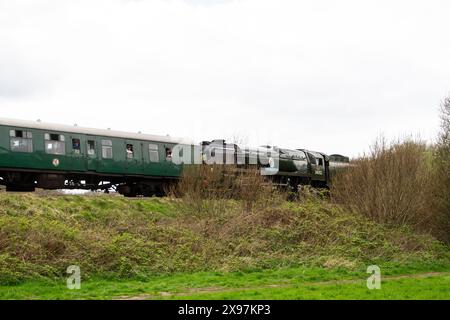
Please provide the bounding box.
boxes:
[0,124,183,178]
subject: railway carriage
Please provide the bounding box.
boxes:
[0,118,192,197]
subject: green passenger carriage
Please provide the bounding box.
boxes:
[0,118,191,197]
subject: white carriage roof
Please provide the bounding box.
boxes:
[0,117,193,144]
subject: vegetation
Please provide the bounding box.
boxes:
[331,138,435,228]
[1,264,448,300]
[0,191,449,298]
[331,98,450,243]
[170,274,450,300]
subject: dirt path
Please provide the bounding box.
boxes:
[115,271,450,300]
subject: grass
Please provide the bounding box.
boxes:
[171,274,450,300]
[1,263,448,300]
[0,192,449,299]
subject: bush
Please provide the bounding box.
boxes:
[169,164,284,215]
[331,137,435,229]
[331,96,450,243]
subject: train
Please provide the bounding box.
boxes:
[0,118,350,197]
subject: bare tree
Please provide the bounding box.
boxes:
[437,96,450,151]
[434,96,450,242]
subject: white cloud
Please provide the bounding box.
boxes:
[1,0,449,156]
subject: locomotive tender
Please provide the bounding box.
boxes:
[0,118,349,196]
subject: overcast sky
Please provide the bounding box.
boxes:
[1,0,450,157]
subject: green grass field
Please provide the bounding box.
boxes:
[1,266,449,300]
[0,193,449,300]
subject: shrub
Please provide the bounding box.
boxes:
[331,137,435,229]
[169,164,284,215]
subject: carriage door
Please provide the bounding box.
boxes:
[163,143,179,176]
[86,136,98,171]
[69,134,84,172]
[125,140,143,175]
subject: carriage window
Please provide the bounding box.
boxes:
[318,158,323,166]
[72,139,81,154]
[165,147,172,161]
[149,144,159,162]
[87,140,96,156]
[126,144,134,159]
[102,140,113,159]
[10,130,33,152]
[45,133,65,155]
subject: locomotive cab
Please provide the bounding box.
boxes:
[298,149,330,188]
